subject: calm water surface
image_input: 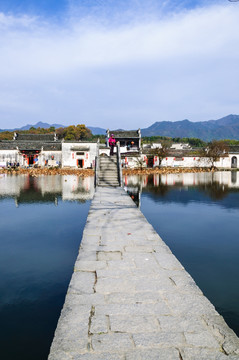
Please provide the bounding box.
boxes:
[0,174,94,360]
[125,171,239,336]
[1,171,239,360]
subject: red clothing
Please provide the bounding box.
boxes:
[109,137,116,146]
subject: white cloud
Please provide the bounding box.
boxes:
[0,1,239,129]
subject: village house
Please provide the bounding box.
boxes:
[0,130,238,170]
[141,144,239,169]
[61,141,98,168]
[0,133,62,167]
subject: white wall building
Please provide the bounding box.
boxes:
[62,142,98,168]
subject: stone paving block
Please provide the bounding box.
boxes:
[152,244,172,254]
[107,260,136,270]
[180,347,237,360]
[77,251,97,261]
[123,252,159,266]
[124,246,155,253]
[90,315,108,334]
[74,353,125,360]
[222,335,239,356]
[185,331,219,348]
[84,227,102,236]
[131,267,162,277]
[97,251,122,261]
[106,292,163,304]
[64,293,106,306]
[96,268,132,278]
[80,244,101,252]
[164,291,218,316]
[91,333,134,352]
[125,348,181,360]
[134,276,174,292]
[48,349,73,360]
[158,315,207,334]
[97,244,125,252]
[56,306,90,328]
[110,314,160,333]
[133,332,185,347]
[203,314,239,354]
[95,277,136,293]
[81,235,100,245]
[95,303,171,316]
[74,260,107,272]
[68,272,96,294]
[154,253,185,270]
[49,326,89,355]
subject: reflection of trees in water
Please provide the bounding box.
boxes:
[197,182,229,200]
[140,174,231,201]
[125,173,239,202]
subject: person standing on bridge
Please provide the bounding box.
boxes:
[109,134,116,156]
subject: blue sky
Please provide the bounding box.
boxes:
[0,0,238,129]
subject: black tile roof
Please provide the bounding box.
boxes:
[0,140,62,151]
[229,146,239,153]
[15,134,56,141]
[109,130,140,138]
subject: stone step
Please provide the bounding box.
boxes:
[99,162,117,167]
[99,166,117,170]
[99,170,117,174]
[98,182,120,186]
[98,176,119,180]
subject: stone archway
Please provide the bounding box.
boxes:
[231,156,238,168]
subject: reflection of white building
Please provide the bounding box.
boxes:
[0,174,95,203]
[0,174,26,196]
[123,171,239,189]
[62,176,95,201]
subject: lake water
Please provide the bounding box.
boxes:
[0,171,239,359]
[0,174,94,360]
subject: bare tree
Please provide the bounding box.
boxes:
[150,140,172,166]
[202,140,229,168]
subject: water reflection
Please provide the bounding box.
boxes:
[123,171,239,208]
[0,174,95,205]
[0,175,92,360]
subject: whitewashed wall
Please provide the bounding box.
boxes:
[40,151,62,167]
[62,142,97,168]
[151,154,239,169]
[0,150,19,166]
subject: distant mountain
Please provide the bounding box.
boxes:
[19,121,65,130]
[141,115,239,141]
[0,121,65,132]
[1,115,239,140]
[87,126,106,135]
[0,122,107,135]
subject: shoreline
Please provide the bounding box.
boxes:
[0,166,235,176]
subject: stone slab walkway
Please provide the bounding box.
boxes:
[48,187,239,360]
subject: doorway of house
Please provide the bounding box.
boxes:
[147,156,154,168]
[28,155,34,166]
[231,156,237,168]
[77,159,84,168]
